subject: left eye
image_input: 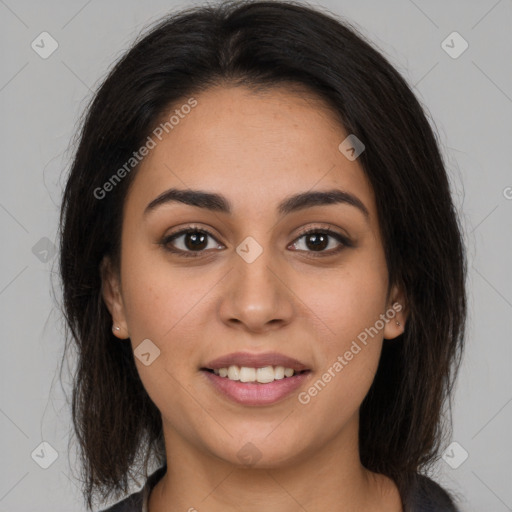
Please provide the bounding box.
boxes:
[289,228,349,254]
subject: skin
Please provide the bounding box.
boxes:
[101,84,407,512]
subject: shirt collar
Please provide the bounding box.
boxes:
[141,465,167,512]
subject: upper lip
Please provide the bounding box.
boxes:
[203,351,310,371]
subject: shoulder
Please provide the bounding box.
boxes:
[98,489,143,512]
[98,465,167,512]
[408,473,461,512]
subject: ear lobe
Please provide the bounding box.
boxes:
[383,283,408,340]
[100,256,129,338]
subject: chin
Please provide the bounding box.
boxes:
[208,435,308,469]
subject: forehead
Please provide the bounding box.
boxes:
[124,85,376,220]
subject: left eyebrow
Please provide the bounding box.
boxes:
[144,187,370,220]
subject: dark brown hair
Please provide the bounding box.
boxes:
[58,1,466,510]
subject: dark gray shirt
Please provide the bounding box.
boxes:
[100,466,460,512]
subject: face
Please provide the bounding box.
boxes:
[102,84,405,468]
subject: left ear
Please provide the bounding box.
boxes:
[100,255,130,339]
[383,283,408,340]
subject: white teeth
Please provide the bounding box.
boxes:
[284,367,294,377]
[256,366,275,383]
[239,367,256,382]
[211,364,300,383]
[273,366,285,380]
[227,365,240,381]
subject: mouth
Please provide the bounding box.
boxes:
[200,366,311,384]
[199,351,312,405]
[200,364,313,406]
[199,352,313,406]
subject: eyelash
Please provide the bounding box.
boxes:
[159,224,352,258]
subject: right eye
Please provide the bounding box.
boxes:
[160,226,224,257]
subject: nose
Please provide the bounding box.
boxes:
[218,247,294,334]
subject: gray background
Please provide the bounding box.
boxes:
[1,0,511,510]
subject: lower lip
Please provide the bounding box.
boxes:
[201,370,312,406]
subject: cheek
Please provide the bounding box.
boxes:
[296,285,386,438]
[293,252,388,410]
[119,253,209,418]
[119,245,219,390]
[298,253,389,343]
[120,241,205,341]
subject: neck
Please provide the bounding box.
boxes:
[149,415,402,512]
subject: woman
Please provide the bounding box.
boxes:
[59,1,467,511]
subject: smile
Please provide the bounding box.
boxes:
[204,365,308,383]
[201,366,312,406]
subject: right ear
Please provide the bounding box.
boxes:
[100,255,129,339]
